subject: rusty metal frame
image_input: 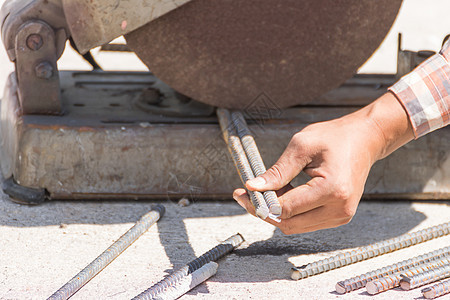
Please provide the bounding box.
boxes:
[15,20,62,114]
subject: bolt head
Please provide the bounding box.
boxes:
[35,62,53,79]
[26,34,43,51]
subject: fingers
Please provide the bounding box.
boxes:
[278,177,327,219]
[233,188,256,215]
[276,206,352,235]
[246,133,310,191]
[275,184,294,196]
[235,177,327,221]
[233,184,294,215]
[233,188,352,234]
[232,189,283,224]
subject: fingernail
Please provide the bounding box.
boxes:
[232,196,243,207]
[248,177,266,188]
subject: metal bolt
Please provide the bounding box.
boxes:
[365,274,400,295]
[35,62,53,79]
[291,222,450,280]
[365,258,450,295]
[231,110,282,217]
[132,233,244,300]
[26,34,43,51]
[217,108,269,220]
[151,262,218,300]
[47,205,165,300]
[400,259,450,290]
[336,246,450,294]
[422,278,450,299]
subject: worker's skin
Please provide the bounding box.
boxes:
[233,92,415,234]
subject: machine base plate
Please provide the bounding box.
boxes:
[1,71,449,203]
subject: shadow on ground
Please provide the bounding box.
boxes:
[1,186,437,287]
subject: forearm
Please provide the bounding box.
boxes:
[364,92,415,160]
[357,39,450,162]
[333,92,414,165]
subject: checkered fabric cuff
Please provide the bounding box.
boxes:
[389,41,450,138]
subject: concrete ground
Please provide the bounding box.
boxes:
[1,1,450,299]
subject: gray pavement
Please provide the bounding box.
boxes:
[1,194,449,299]
[1,0,450,299]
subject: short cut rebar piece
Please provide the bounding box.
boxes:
[400,260,450,290]
[230,110,282,217]
[422,278,450,299]
[336,246,450,294]
[291,221,450,280]
[132,233,244,300]
[365,258,450,295]
[151,262,218,300]
[217,108,269,219]
[47,205,165,300]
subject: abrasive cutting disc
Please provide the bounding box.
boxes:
[126,0,402,109]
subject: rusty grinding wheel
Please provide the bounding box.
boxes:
[126,0,402,109]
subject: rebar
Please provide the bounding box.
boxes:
[230,111,282,217]
[217,108,269,219]
[365,258,450,295]
[336,246,450,294]
[422,278,450,299]
[400,260,450,290]
[291,221,450,280]
[47,205,165,300]
[151,262,218,300]
[132,233,244,300]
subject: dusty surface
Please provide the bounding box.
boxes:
[1,196,450,299]
[1,0,450,299]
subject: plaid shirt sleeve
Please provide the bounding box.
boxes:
[388,40,450,138]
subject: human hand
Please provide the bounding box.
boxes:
[233,93,414,234]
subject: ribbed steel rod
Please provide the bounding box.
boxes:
[151,262,218,300]
[400,260,450,290]
[336,246,450,294]
[422,278,450,299]
[365,258,450,295]
[132,233,244,300]
[217,108,269,219]
[230,110,282,217]
[291,221,450,280]
[47,205,165,300]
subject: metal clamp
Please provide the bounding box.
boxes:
[15,20,62,114]
[1,0,68,114]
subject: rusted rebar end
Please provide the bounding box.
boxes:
[155,262,218,300]
[365,282,379,295]
[335,282,347,294]
[400,280,411,290]
[290,267,302,280]
[223,233,245,249]
[269,203,282,217]
[255,205,269,220]
[234,233,245,245]
[422,287,435,299]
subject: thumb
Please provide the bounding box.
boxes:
[246,135,309,191]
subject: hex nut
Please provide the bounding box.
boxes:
[35,61,53,79]
[26,34,43,51]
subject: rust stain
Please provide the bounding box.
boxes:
[26,124,97,132]
[78,126,97,132]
